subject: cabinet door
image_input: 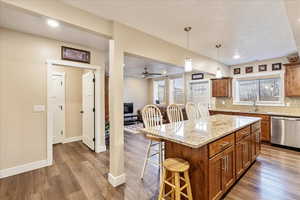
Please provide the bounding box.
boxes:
[261,120,270,142]
[285,65,300,96]
[255,130,261,156]
[222,145,235,192]
[209,153,224,200]
[235,141,244,178]
[242,135,251,169]
[251,132,256,162]
[212,79,219,97]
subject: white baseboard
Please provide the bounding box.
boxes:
[63,136,82,144]
[108,173,126,187]
[95,145,107,153]
[0,159,51,179]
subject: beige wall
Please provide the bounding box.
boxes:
[215,57,300,115]
[0,28,105,170]
[123,77,150,114]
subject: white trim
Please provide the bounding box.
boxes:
[108,173,126,187]
[0,160,51,179]
[47,59,106,167]
[63,136,82,144]
[46,59,98,70]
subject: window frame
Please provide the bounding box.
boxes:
[233,71,285,106]
[188,79,212,108]
[169,76,185,104]
[153,79,166,105]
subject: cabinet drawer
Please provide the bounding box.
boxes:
[235,126,251,142]
[251,121,261,132]
[209,134,234,158]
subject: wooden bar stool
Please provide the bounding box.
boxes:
[158,158,193,200]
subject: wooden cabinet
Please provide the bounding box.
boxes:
[212,78,232,97]
[251,130,260,161]
[235,135,251,179]
[209,145,235,200]
[285,63,300,96]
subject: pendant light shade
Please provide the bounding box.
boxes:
[185,57,192,72]
[216,68,222,78]
[184,27,192,72]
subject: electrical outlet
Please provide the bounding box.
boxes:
[222,100,225,105]
[286,102,291,107]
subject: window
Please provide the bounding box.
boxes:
[153,80,166,104]
[188,80,210,107]
[234,76,283,105]
[169,77,184,104]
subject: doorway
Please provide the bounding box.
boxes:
[47,59,106,165]
[49,68,96,151]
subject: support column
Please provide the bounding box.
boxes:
[108,40,126,187]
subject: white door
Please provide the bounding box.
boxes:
[82,72,95,150]
[51,72,65,144]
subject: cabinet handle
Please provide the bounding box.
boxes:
[225,155,227,172]
[220,141,230,149]
[222,157,226,171]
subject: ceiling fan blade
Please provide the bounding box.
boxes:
[148,73,162,75]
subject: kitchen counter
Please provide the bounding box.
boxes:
[141,115,260,148]
[210,108,300,118]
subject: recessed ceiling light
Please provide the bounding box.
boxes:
[47,19,60,28]
[233,54,240,59]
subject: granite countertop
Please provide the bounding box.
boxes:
[141,115,260,148]
[210,109,300,118]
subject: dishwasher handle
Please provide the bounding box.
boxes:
[272,116,300,121]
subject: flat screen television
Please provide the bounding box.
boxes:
[124,103,134,114]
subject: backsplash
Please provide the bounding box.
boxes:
[215,97,300,115]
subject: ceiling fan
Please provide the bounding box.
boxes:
[141,67,163,78]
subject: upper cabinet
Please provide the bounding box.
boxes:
[285,63,300,97]
[212,78,232,97]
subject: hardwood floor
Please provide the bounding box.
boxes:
[0,133,300,200]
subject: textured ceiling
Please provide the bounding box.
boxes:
[62,0,297,65]
[124,54,184,79]
[0,3,109,51]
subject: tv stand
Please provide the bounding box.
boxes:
[124,114,138,125]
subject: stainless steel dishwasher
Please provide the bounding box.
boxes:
[271,116,300,148]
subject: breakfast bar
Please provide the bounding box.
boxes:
[141,114,261,200]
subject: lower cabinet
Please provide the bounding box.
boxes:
[208,123,261,200]
[236,134,251,179]
[251,130,261,161]
[209,145,235,200]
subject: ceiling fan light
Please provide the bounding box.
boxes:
[185,58,193,72]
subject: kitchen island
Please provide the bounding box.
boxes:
[141,114,261,200]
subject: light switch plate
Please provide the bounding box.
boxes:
[33,105,45,112]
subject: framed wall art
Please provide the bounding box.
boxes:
[272,63,282,71]
[258,64,267,72]
[245,66,253,73]
[61,46,91,64]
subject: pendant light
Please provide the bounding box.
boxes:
[215,43,222,79]
[184,27,192,72]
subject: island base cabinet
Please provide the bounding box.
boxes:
[209,146,235,200]
[236,135,251,179]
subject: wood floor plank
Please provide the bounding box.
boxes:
[1,133,300,200]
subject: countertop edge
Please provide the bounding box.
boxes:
[141,117,261,149]
[210,109,300,118]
